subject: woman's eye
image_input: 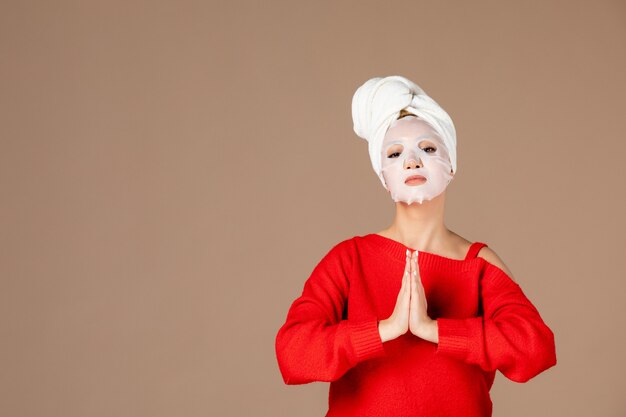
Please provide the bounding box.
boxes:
[388,152,400,158]
[423,146,436,153]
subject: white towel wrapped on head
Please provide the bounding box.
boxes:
[351,75,457,189]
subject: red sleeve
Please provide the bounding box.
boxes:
[275,241,386,385]
[435,262,557,383]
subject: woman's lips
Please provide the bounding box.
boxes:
[405,175,426,185]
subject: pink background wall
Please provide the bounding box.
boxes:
[1,1,625,416]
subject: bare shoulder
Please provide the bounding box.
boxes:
[448,231,516,281]
[476,246,516,282]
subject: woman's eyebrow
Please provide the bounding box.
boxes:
[387,134,436,146]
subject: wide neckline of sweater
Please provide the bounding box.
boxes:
[362,233,482,265]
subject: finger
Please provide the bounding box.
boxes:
[404,259,412,296]
[413,262,421,288]
[413,260,420,289]
[416,274,424,297]
[414,260,423,286]
[400,275,409,300]
[403,274,411,305]
[412,261,422,295]
[403,271,411,304]
[400,251,410,292]
[403,250,410,279]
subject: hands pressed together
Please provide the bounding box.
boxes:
[378,249,439,344]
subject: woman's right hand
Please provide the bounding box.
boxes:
[378,249,411,343]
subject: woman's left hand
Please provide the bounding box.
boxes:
[409,251,438,343]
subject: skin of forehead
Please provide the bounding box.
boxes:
[383,117,449,154]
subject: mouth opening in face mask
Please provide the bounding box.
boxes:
[405,175,427,185]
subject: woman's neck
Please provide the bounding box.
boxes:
[380,192,451,251]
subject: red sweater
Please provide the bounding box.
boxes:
[275,233,557,417]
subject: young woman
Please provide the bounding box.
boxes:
[275,75,557,417]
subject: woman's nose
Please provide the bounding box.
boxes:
[404,154,422,169]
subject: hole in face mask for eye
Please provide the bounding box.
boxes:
[386,145,403,159]
[418,140,438,154]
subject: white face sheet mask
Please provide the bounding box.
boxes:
[381,116,454,205]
